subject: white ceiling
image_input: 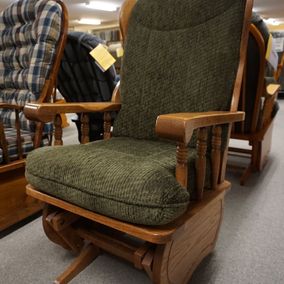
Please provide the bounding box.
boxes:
[0,0,284,27]
[254,0,284,22]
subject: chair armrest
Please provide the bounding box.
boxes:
[156,111,245,145]
[24,102,121,123]
[0,103,24,110]
[259,84,280,129]
[266,84,280,97]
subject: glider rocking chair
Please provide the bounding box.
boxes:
[0,0,68,231]
[229,13,281,185]
[24,0,252,283]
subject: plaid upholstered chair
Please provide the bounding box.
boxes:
[57,32,118,142]
[230,13,280,185]
[0,0,67,231]
[24,0,252,282]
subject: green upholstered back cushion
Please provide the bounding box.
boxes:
[113,0,246,144]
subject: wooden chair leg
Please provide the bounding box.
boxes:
[54,243,100,284]
[240,164,253,186]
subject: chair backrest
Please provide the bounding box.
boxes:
[57,32,117,104]
[57,32,118,141]
[0,0,67,132]
[113,0,249,147]
[234,13,273,134]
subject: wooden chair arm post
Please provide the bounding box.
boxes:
[15,109,23,160]
[196,128,208,200]
[81,113,90,144]
[0,104,24,161]
[176,143,188,189]
[104,112,112,140]
[0,120,10,164]
[156,111,245,196]
[261,84,280,128]
[54,114,63,146]
[211,126,222,190]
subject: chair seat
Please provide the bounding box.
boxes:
[25,137,208,225]
[0,127,49,164]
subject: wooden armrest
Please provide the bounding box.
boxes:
[266,84,280,97]
[24,102,121,123]
[0,103,24,110]
[156,111,245,145]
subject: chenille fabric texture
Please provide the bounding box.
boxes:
[26,138,191,225]
[26,0,246,225]
[0,0,63,162]
[113,0,245,144]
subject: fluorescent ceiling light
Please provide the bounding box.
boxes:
[264,18,281,26]
[86,1,119,12]
[78,18,101,25]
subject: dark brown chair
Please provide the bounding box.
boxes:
[0,0,68,231]
[229,14,280,185]
[23,0,252,283]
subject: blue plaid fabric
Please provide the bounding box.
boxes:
[0,126,49,163]
[0,0,63,132]
[0,0,64,162]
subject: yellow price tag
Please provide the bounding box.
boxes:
[265,34,273,61]
[116,46,124,58]
[89,44,116,72]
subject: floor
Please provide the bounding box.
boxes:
[0,101,284,284]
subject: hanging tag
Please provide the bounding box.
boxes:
[116,46,124,58]
[89,44,116,72]
[266,34,279,71]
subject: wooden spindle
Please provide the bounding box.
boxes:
[104,112,112,140]
[33,122,44,148]
[0,121,9,163]
[15,109,23,159]
[196,127,208,200]
[211,126,222,190]
[81,113,90,144]
[54,114,63,146]
[176,143,188,189]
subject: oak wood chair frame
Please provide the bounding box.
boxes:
[24,0,252,283]
[0,0,68,231]
[229,24,280,185]
[275,50,284,83]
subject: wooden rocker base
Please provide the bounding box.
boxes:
[229,122,274,185]
[27,182,229,284]
[0,164,43,231]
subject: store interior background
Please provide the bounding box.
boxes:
[0,0,283,34]
[1,0,284,284]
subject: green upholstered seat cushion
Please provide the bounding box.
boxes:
[113,0,246,145]
[26,138,199,225]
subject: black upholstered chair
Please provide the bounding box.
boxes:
[230,13,280,185]
[23,0,252,282]
[57,32,118,141]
